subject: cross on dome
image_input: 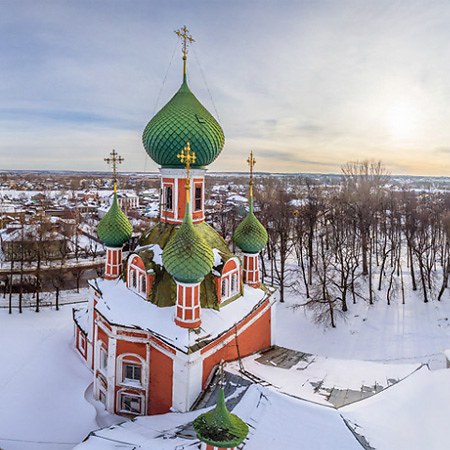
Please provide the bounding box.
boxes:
[247,150,256,196]
[177,141,196,182]
[175,25,195,76]
[104,149,124,187]
[175,25,195,59]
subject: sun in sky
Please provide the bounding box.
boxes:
[386,101,421,141]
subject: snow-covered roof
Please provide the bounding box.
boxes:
[228,350,420,407]
[341,367,450,450]
[227,194,248,203]
[93,279,273,353]
[135,243,163,266]
[74,384,361,450]
[73,307,89,335]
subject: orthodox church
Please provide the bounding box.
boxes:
[73,26,275,421]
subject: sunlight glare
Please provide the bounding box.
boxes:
[387,103,419,140]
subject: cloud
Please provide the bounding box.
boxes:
[0,0,449,175]
[434,147,450,154]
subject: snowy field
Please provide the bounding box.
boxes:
[276,288,450,367]
[0,305,97,450]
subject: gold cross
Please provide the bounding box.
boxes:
[247,151,256,185]
[177,142,196,181]
[175,25,195,61]
[104,149,124,184]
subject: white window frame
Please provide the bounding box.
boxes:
[244,253,259,281]
[194,183,203,212]
[220,259,240,303]
[117,390,145,415]
[221,278,228,298]
[127,255,147,298]
[164,184,174,211]
[123,363,142,383]
[100,346,108,373]
[117,353,146,389]
[78,332,86,356]
[141,274,147,295]
[231,272,238,295]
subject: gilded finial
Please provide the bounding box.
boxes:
[175,25,195,79]
[104,149,124,188]
[177,142,197,202]
[247,151,256,198]
[219,360,225,388]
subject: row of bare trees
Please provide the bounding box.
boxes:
[248,161,450,327]
[1,212,103,313]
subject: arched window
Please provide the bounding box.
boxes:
[117,353,146,388]
[132,270,137,289]
[165,186,173,211]
[195,185,202,211]
[231,273,238,294]
[221,278,228,298]
[141,275,147,295]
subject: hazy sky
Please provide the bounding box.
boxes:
[1,0,450,175]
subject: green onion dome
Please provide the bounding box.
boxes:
[162,204,214,284]
[233,198,268,254]
[193,388,249,448]
[97,191,133,248]
[142,78,225,168]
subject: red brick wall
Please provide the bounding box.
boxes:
[148,345,174,414]
[202,300,271,387]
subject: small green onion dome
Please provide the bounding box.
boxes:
[193,388,249,448]
[233,198,268,254]
[162,205,214,284]
[97,191,133,248]
[142,78,225,168]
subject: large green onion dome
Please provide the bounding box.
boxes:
[193,388,249,448]
[97,191,133,248]
[233,198,268,254]
[142,77,225,168]
[162,203,214,283]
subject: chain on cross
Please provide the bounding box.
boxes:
[104,149,124,184]
[177,142,196,183]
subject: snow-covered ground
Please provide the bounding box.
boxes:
[0,305,97,450]
[276,289,450,367]
[1,283,450,448]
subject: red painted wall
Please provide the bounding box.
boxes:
[202,300,271,387]
[148,345,174,414]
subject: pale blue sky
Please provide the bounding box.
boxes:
[1,0,450,175]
